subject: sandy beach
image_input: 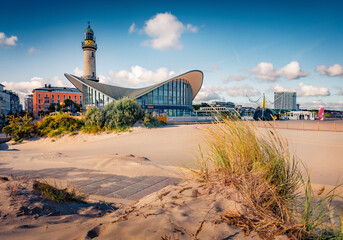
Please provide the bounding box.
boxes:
[0,124,342,239]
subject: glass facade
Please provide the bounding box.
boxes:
[136,79,193,116]
[82,78,194,116]
[83,85,114,107]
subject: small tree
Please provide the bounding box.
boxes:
[104,98,145,129]
[48,104,55,113]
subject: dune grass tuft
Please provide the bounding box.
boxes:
[192,116,343,239]
[33,180,88,203]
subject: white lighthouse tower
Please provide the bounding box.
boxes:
[82,22,98,82]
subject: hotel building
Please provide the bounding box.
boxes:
[32,84,82,118]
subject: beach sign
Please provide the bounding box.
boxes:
[318,107,324,121]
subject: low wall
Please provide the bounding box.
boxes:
[252,120,343,132]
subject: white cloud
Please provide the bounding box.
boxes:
[335,86,343,95]
[222,75,247,83]
[299,100,343,110]
[1,76,71,103]
[270,83,330,97]
[297,82,330,97]
[27,47,36,54]
[194,90,222,102]
[276,61,309,80]
[194,84,260,103]
[137,12,198,50]
[316,64,343,77]
[186,24,198,33]
[247,61,308,81]
[0,32,18,46]
[99,65,177,87]
[270,84,296,92]
[128,23,137,34]
[226,84,260,97]
[73,67,83,77]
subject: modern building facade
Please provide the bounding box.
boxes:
[32,84,83,118]
[0,83,22,116]
[24,94,34,115]
[274,92,296,111]
[64,23,203,116]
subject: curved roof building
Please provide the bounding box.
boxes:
[65,24,203,116]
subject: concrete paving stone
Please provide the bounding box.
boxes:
[104,191,125,199]
[139,176,168,185]
[126,178,181,200]
[96,185,126,196]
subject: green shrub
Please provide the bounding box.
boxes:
[84,107,105,127]
[143,113,166,128]
[81,125,102,134]
[103,98,144,129]
[2,115,35,142]
[37,113,84,137]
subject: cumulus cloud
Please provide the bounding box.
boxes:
[99,65,177,87]
[247,61,308,81]
[73,67,83,77]
[270,83,330,97]
[222,75,247,83]
[335,86,343,95]
[134,12,198,50]
[1,76,71,103]
[276,61,309,80]
[316,64,343,77]
[297,82,330,97]
[0,32,18,46]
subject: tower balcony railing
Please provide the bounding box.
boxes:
[81,42,97,48]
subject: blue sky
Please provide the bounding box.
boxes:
[1,0,343,109]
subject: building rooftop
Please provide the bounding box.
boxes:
[32,85,81,93]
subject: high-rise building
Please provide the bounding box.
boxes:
[24,94,34,115]
[32,84,83,118]
[274,92,296,110]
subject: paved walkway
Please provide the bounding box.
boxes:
[0,166,181,201]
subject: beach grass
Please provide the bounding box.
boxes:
[33,180,88,203]
[192,116,343,239]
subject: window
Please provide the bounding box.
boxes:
[38,94,41,99]
[52,100,54,104]
[74,96,76,102]
[92,72,95,77]
[58,95,60,99]
[52,95,54,99]
[45,94,48,98]
[38,99,41,104]
[92,52,94,57]
[69,95,71,99]
[63,95,65,100]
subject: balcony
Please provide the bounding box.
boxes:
[81,41,97,50]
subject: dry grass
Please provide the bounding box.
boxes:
[191,116,343,239]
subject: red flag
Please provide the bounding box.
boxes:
[318,107,324,121]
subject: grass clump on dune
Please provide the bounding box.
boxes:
[192,117,343,239]
[37,113,84,138]
[33,180,88,203]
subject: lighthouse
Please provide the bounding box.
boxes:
[82,22,98,82]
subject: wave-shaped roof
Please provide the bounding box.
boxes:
[64,70,203,100]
